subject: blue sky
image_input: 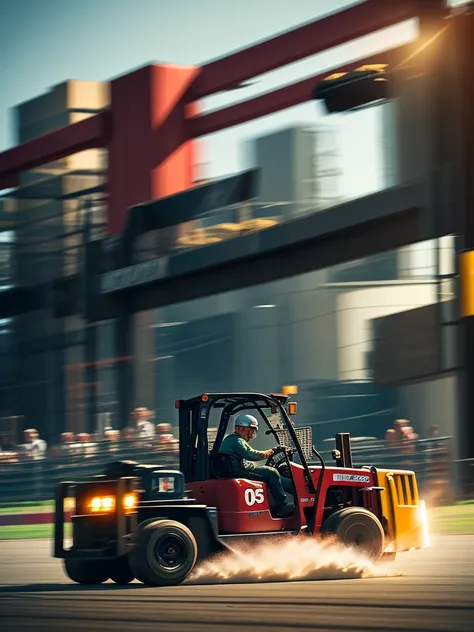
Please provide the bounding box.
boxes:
[0,0,417,199]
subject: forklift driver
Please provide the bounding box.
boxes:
[219,414,295,517]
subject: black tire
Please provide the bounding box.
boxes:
[109,556,135,585]
[128,518,164,585]
[129,519,198,587]
[64,558,109,585]
[321,507,385,562]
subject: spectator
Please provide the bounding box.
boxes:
[123,426,135,442]
[0,448,18,463]
[75,432,97,458]
[424,424,452,506]
[50,432,77,457]
[401,425,418,454]
[20,429,47,460]
[156,422,172,435]
[156,423,179,454]
[383,419,419,468]
[393,419,408,444]
[125,408,156,447]
[135,408,156,439]
[104,428,121,452]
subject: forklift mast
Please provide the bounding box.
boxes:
[177,399,210,482]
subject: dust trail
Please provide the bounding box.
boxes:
[189,535,402,585]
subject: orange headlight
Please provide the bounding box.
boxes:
[87,496,116,512]
[86,493,138,513]
[123,493,137,512]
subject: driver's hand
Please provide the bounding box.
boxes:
[263,448,274,459]
[283,446,292,454]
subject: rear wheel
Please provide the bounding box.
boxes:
[64,558,109,585]
[321,507,385,562]
[109,556,135,585]
[129,519,198,587]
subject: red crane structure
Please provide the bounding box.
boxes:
[0,0,421,235]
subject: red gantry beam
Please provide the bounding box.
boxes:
[0,0,420,191]
[190,47,405,138]
[192,0,418,99]
[0,111,110,190]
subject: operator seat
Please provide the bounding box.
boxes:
[209,452,244,479]
[208,451,293,516]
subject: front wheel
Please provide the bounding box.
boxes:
[321,507,385,562]
[64,558,109,585]
[129,519,198,587]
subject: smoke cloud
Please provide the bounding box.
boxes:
[189,535,402,584]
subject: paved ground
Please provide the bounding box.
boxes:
[0,534,473,632]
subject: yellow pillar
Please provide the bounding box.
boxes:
[459,250,474,317]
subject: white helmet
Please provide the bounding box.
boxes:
[234,414,259,432]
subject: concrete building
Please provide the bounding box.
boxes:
[376,89,459,447]
[154,124,336,421]
[11,80,109,439]
[254,124,344,218]
[0,215,13,418]
[153,122,447,443]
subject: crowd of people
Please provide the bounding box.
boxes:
[383,419,452,505]
[0,407,179,464]
[383,418,447,458]
[0,411,453,506]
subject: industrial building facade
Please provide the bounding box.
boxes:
[2,81,109,439]
[152,115,458,446]
[0,76,458,449]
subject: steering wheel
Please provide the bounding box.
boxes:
[266,445,294,477]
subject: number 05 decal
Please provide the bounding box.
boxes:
[244,488,265,506]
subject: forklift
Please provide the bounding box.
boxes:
[54,392,430,586]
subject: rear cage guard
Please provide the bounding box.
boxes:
[54,476,138,559]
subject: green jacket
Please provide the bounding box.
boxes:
[219,433,266,471]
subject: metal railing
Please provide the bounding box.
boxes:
[0,436,456,506]
[318,435,457,502]
[0,442,179,504]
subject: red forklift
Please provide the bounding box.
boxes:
[54,392,429,586]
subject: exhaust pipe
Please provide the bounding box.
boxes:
[333,432,353,468]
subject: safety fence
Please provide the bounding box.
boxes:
[0,436,456,506]
[319,435,456,504]
[0,444,179,505]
